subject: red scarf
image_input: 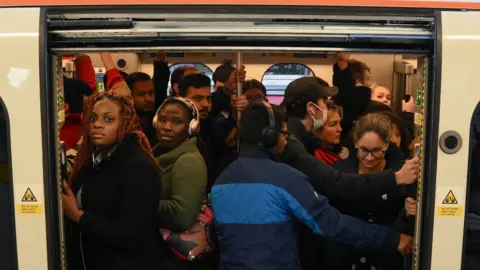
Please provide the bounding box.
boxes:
[315,148,340,166]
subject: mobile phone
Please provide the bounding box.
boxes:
[59,141,68,193]
[403,95,411,102]
[413,143,421,157]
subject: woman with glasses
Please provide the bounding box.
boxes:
[332,113,408,270]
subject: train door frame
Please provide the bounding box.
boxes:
[43,7,438,270]
[2,6,479,270]
[425,11,480,270]
[0,98,18,270]
[0,7,58,270]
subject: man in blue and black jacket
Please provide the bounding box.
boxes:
[211,101,413,270]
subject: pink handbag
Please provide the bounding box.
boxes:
[159,201,216,261]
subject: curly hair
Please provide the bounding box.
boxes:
[68,91,157,185]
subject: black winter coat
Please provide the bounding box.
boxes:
[332,147,406,225]
[69,134,163,270]
[329,147,410,270]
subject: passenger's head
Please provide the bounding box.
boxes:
[377,110,410,155]
[239,101,289,154]
[371,85,391,106]
[282,77,339,132]
[64,77,93,114]
[353,113,392,170]
[153,97,198,150]
[213,60,235,89]
[316,101,343,146]
[179,73,212,120]
[350,59,371,87]
[87,95,126,147]
[242,79,267,101]
[70,92,155,184]
[315,77,330,87]
[355,86,373,115]
[170,66,199,96]
[363,100,392,116]
[125,72,154,112]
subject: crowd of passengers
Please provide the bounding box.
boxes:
[60,52,424,270]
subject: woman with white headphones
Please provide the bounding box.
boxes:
[151,97,214,270]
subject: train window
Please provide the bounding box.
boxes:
[463,102,480,270]
[261,63,315,96]
[168,63,214,92]
[0,101,14,270]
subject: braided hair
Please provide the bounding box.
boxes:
[68,91,157,185]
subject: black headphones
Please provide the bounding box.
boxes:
[261,101,278,149]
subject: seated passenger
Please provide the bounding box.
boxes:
[151,97,211,270]
[314,101,348,165]
[211,101,413,270]
[62,92,163,270]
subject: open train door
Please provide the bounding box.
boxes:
[421,11,480,270]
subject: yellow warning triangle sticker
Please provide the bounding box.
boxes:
[21,188,37,202]
[442,190,458,204]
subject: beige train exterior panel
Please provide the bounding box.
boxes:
[0,7,49,270]
[430,11,480,270]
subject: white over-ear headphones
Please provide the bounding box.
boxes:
[152,97,201,136]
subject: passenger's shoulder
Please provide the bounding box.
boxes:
[332,156,355,171]
[119,138,159,171]
[176,151,205,165]
[272,161,307,179]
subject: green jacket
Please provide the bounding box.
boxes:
[153,137,207,231]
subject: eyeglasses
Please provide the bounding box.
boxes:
[356,146,386,159]
[280,131,291,141]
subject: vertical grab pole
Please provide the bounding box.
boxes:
[411,56,428,270]
[55,55,68,270]
[236,52,243,153]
